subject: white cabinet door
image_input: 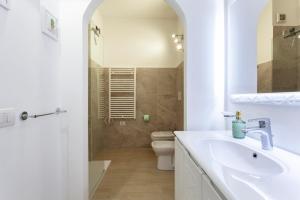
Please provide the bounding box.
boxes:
[175,138,224,200]
[202,175,223,200]
[175,139,185,200]
[175,139,203,200]
[184,152,203,200]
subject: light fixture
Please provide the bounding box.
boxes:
[172,34,184,51]
[176,43,183,50]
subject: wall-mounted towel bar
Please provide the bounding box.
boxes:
[20,108,67,121]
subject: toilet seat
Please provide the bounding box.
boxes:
[151,131,174,141]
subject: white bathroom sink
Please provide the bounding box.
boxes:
[201,139,284,177]
[175,131,300,200]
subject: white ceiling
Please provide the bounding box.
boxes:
[96,0,178,19]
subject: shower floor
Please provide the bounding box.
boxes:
[89,160,111,198]
[92,148,174,200]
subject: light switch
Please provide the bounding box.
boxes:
[0,113,8,123]
[0,0,11,10]
[0,108,15,128]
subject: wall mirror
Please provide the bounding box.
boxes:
[257,0,300,93]
[230,0,300,105]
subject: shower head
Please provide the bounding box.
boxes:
[283,27,300,39]
[282,27,300,48]
[91,25,101,37]
[90,24,101,45]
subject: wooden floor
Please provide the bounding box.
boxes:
[93,148,174,200]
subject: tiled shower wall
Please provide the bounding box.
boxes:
[258,26,300,93]
[89,62,184,155]
[176,62,184,131]
[89,60,106,159]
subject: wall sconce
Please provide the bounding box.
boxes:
[172,33,184,51]
[176,43,183,50]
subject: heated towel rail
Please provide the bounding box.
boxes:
[109,68,136,122]
[96,68,105,119]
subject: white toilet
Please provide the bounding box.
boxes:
[151,131,175,170]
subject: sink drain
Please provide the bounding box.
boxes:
[252,152,258,158]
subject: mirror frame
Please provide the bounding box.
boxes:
[231,92,300,105]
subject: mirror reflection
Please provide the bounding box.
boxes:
[257,0,300,93]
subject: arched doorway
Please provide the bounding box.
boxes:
[84,0,187,199]
[59,0,225,199]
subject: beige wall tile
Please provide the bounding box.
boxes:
[89,64,184,152]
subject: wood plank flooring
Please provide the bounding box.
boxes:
[93,148,174,200]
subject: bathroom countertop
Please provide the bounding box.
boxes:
[175,131,300,200]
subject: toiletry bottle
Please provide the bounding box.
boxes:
[232,111,246,139]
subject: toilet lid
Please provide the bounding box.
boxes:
[151,131,174,140]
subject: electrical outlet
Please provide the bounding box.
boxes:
[0,0,10,10]
[120,121,126,126]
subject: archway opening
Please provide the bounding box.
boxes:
[83,0,187,198]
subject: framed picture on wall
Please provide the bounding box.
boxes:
[41,6,58,41]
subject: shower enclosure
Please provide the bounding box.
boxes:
[88,23,110,199]
[272,26,300,92]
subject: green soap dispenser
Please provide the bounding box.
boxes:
[232,111,246,139]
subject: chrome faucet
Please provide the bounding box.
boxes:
[242,118,274,150]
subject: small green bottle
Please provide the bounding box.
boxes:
[232,111,246,139]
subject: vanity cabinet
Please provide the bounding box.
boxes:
[202,175,223,200]
[175,137,203,200]
[175,138,224,200]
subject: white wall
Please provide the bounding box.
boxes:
[101,17,182,68]
[257,0,273,64]
[227,0,300,155]
[90,9,104,66]
[273,0,300,26]
[59,0,226,199]
[60,1,90,200]
[227,0,263,95]
[0,0,67,200]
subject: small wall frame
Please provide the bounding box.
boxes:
[41,6,58,41]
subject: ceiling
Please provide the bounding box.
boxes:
[96,0,178,19]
